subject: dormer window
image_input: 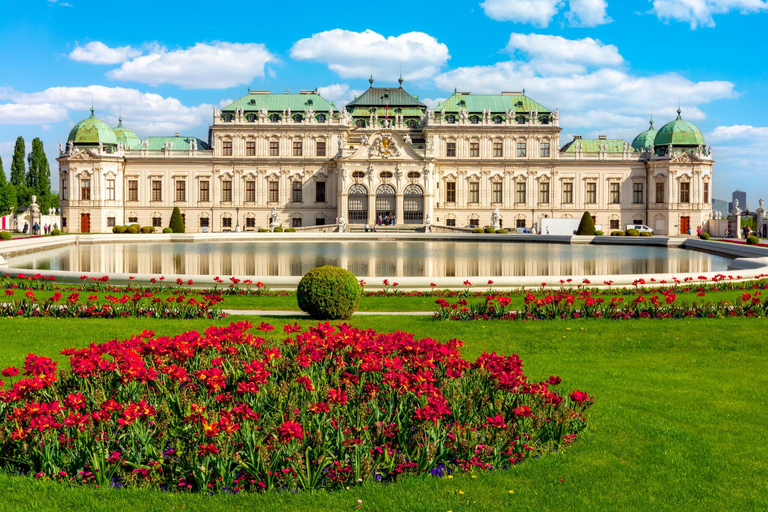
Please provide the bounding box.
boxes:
[458,100,466,106]
[406,119,417,128]
[356,119,366,128]
[293,114,304,123]
[515,101,523,107]
[316,114,326,123]
[539,115,550,124]
[493,115,503,124]
[246,114,256,122]
[269,113,280,122]
[516,116,526,124]
[307,99,313,105]
[249,99,256,105]
[222,113,233,122]
[446,115,456,123]
[470,115,480,124]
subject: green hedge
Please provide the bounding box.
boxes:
[51,229,62,236]
[699,232,710,240]
[626,229,640,236]
[594,230,604,236]
[297,266,361,320]
[472,228,484,233]
[0,231,11,241]
[127,224,141,234]
[273,226,283,232]
[258,228,270,233]
[611,230,625,236]
[169,206,185,233]
[746,235,760,245]
[639,231,652,237]
[484,226,495,234]
[162,227,173,233]
[496,229,508,234]
[285,228,296,232]
[576,212,596,235]
[141,226,154,234]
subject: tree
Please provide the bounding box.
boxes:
[26,138,51,201]
[10,136,25,187]
[0,183,17,216]
[576,211,596,236]
[0,156,6,186]
[169,206,185,233]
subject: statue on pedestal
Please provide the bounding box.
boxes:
[491,208,501,230]
[270,207,279,228]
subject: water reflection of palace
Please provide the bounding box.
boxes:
[12,242,725,278]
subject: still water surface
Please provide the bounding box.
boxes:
[7,241,734,278]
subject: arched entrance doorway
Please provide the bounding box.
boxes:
[376,184,396,222]
[403,184,424,224]
[347,184,368,224]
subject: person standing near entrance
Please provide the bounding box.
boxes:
[23,223,28,235]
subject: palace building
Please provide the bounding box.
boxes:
[58,78,713,235]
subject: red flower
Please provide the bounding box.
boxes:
[198,443,220,457]
[1,367,19,378]
[277,420,303,443]
[513,406,532,417]
[308,402,330,414]
[569,390,590,405]
[328,387,348,405]
[546,376,562,386]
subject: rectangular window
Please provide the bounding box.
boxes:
[517,141,527,157]
[222,217,232,228]
[516,182,526,204]
[446,218,456,227]
[492,182,503,204]
[151,180,162,202]
[493,142,503,157]
[656,182,665,204]
[610,183,621,204]
[200,217,209,228]
[152,217,162,227]
[562,182,573,204]
[222,180,232,202]
[128,216,138,224]
[469,142,480,157]
[292,181,303,203]
[516,219,526,228]
[128,180,138,202]
[269,181,279,202]
[610,219,620,230]
[245,181,256,202]
[446,142,456,157]
[106,179,115,200]
[246,141,256,156]
[633,183,644,204]
[199,181,210,202]
[446,181,456,202]
[539,182,550,204]
[175,180,186,202]
[80,179,91,200]
[680,182,690,203]
[469,218,480,228]
[469,182,479,203]
[316,181,326,203]
[292,218,302,228]
[703,182,709,203]
[269,141,279,156]
[222,140,232,156]
[107,217,116,227]
[245,217,255,228]
[316,218,325,226]
[293,140,303,156]
[540,143,550,158]
[62,179,68,200]
[586,182,597,204]
[62,217,67,228]
[316,141,326,157]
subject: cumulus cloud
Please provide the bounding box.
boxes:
[69,42,142,65]
[0,85,214,135]
[706,125,768,198]
[652,0,768,28]
[316,84,365,109]
[290,29,450,81]
[107,42,276,89]
[481,0,611,27]
[506,33,622,74]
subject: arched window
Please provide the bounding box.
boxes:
[293,114,304,123]
[356,119,366,128]
[222,113,233,122]
[407,172,420,179]
[352,171,365,179]
[245,113,256,122]
[349,184,368,195]
[316,114,326,123]
[379,171,393,179]
[406,119,417,128]
[493,115,503,124]
[469,115,480,124]
[403,185,424,224]
[269,114,280,122]
[375,184,396,221]
[347,184,368,224]
[446,115,456,123]
[516,116,526,124]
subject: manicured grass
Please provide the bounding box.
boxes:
[0,315,766,511]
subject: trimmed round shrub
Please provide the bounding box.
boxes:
[626,229,640,236]
[594,230,604,236]
[0,231,11,241]
[162,227,173,233]
[50,229,62,236]
[576,211,596,236]
[639,231,652,237]
[115,225,128,234]
[258,228,270,232]
[127,224,141,234]
[273,226,283,232]
[472,228,484,233]
[746,235,759,245]
[484,226,496,234]
[297,265,361,320]
[285,228,296,232]
[141,226,154,234]
[699,232,710,240]
[496,229,508,234]
[611,230,625,236]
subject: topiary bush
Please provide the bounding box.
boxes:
[484,226,496,234]
[258,228,270,232]
[141,226,154,234]
[169,206,185,233]
[50,229,62,236]
[162,227,173,233]
[0,231,11,241]
[114,225,128,234]
[576,212,596,235]
[626,229,640,236]
[285,227,296,232]
[496,229,508,234]
[472,228,484,233]
[273,226,283,232]
[297,265,361,320]
[699,232,710,240]
[639,231,652,237]
[594,230,604,236]
[746,235,759,245]
[611,230,625,236]
[127,224,141,234]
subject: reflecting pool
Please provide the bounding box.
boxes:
[6,240,734,278]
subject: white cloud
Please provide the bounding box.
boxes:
[47,0,73,6]
[566,0,611,26]
[316,84,365,109]
[107,42,276,89]
[481,0,563,26]
[506,33,623,74]
[290,29,450,81]
[0,85,213,135]
[69,42,142,65]
[710,124,768,141]
[706,125,768,201]
[421,97,448,110]
[652,0,768,28]
[219,98,234,108]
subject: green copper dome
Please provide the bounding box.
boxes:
[67,108,118,147]
[654,109,705,147]
[113,117,141,149]
[631,119,657,152]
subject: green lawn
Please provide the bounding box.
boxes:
[0,315,765,511]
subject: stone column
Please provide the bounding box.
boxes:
[395,193,404,225]
[367,194,376,225]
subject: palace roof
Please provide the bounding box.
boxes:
[221,92,336,112]
[143,136,209,151]
[631,120,657,152]
[560,138,629,153]
[654,109,705,147]
[435,92,551,113]
[67,109,117,147]
[347,83,426,109]
[113,117,141,150]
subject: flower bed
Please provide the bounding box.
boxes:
[0,322,590,493]
[435,290,768,320]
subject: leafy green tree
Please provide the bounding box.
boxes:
[576,211,596,236]
[10,136,25,187]
[0,183,17,216]
[26,138,51,201]
[0,156,6,186]
[169,206,185,233]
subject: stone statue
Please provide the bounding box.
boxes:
[31,195,37,205]
[189,139,197,151]
[270,207,279,227]
[67,140,74,153]
[760,199,765,209]
[360,134,368,145]
[403,133,412,145]
[338,214,346,233]
[491,208,501,229]
[59,142,63,153]
[425,213,432,225]
[459,108,468,122]
[141,139,148,150]
[732,198,742,216]
[98,141,104,152]
[427,110,434,122]
[339,134,347,153]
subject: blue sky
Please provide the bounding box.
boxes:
[1,0,767,204]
